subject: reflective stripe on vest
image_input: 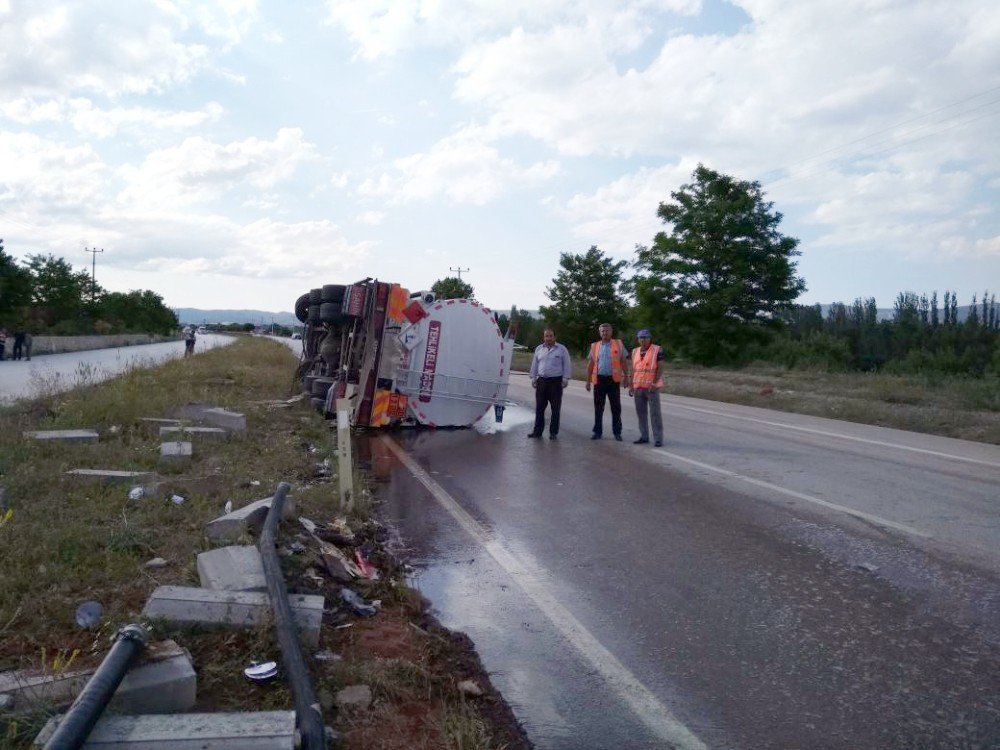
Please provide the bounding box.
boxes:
[631,344,662,389]
[590,339,624,383]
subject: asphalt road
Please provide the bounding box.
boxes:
[373,373,1000,749]
[0,334,235,404]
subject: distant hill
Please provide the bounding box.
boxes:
[175,308,298,326]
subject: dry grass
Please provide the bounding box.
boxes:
[512,351,1000,444]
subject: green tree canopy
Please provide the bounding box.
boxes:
[541,245,629,355]
[25,253,93,326]
[431,276,474,299]
[0,239,34,324]
[631,165,806,364]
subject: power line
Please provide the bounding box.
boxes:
[449,266,469,280]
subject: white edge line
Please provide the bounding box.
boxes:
[381,435,708,750]
[655,448,932,539]
[665,402,1000,469]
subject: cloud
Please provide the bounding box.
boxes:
[358,125,559,205]
[117,128,317,207]
[325,0,701,60]
[0,1,213,99]
[356,210,386,225]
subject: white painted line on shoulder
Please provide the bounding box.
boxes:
[381,435,708,750]
[666,402,1000,469]
[654,447,931,539]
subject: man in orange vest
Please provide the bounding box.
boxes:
[585,323,631,440]
[628,329,664,446]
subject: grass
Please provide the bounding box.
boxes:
[0,336,521,749]
[512,351,1000,444]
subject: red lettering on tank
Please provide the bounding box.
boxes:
[419,320,442,403]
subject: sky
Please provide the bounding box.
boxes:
[1,0,998,315]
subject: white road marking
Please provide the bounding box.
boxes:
[664,402,1000,469]
[653,447,931,539]
[382,435,708,750]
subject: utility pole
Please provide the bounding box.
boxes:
[449,266,469,280]
[85,246,104,302]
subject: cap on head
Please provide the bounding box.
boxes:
[637,329,651,339]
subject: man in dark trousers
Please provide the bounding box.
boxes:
[528,328,572,440]
[586,323,631,440]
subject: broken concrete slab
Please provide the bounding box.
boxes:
[178,404,246,432]
[24,429,99,443]
[111,649,196,714]
[65,469,155,485]
[202,407,246,432]
[197,545,266,592]
[159,425,228,442]
[158,442,192,473]
[34,710,296,748]
[142,586,323,648]
[137,418,183,435]
[204,496,296,542]
[1,641,194,714]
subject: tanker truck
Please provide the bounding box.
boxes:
[294,280,515,428]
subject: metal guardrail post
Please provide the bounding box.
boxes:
[260,482,326,750]
[42,624,149,750]
[336,398,354,511]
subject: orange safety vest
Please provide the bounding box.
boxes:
[631,344,663,389]
[589,339,625,384]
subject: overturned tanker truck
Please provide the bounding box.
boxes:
[294,281,515,428]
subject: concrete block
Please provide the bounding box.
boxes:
[197,546,266,592]
[0,668,92,710]
[111,650,196,714]
[1,641,192,713]
[24,429,99,443]
[137,418,183,433]
[177,404,246,432]
[65,469,155,485]
[142,586,323,648]
[158,442,192,473]
[204,496,296,542]
[202,408,246,432]
[159,426,228,442]
[34,710,296,748]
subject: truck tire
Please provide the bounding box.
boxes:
[309,288,322,305]
[308,304,321,324]
[294,294,310,323]
[320,303,344,324]
[321,284,346,303]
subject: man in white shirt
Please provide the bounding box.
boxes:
[528,328,572,440]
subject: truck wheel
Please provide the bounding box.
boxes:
[320,303,344,323]
[308,304,321,324]
[309,288,322,305]
[321,284,346,303]
[294,294,310,323]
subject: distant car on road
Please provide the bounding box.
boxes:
[291,333,302,340]
[197,326,207,335]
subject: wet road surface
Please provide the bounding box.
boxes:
[371,374,1000,749]
[0,334,235,404]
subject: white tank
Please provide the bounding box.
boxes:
[396,298,511,427]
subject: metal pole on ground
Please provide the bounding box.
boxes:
[260,482,326,750]
[43,624,149,750]
[336,398,353,511]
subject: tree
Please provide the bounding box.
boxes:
[631,165,806,364]
[540,246,628,355]
[431,276,474,300]
[0,239,34,324]
[25,254,92,327]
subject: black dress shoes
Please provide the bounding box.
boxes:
[527,432,542,439]
[633,438,649,444]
